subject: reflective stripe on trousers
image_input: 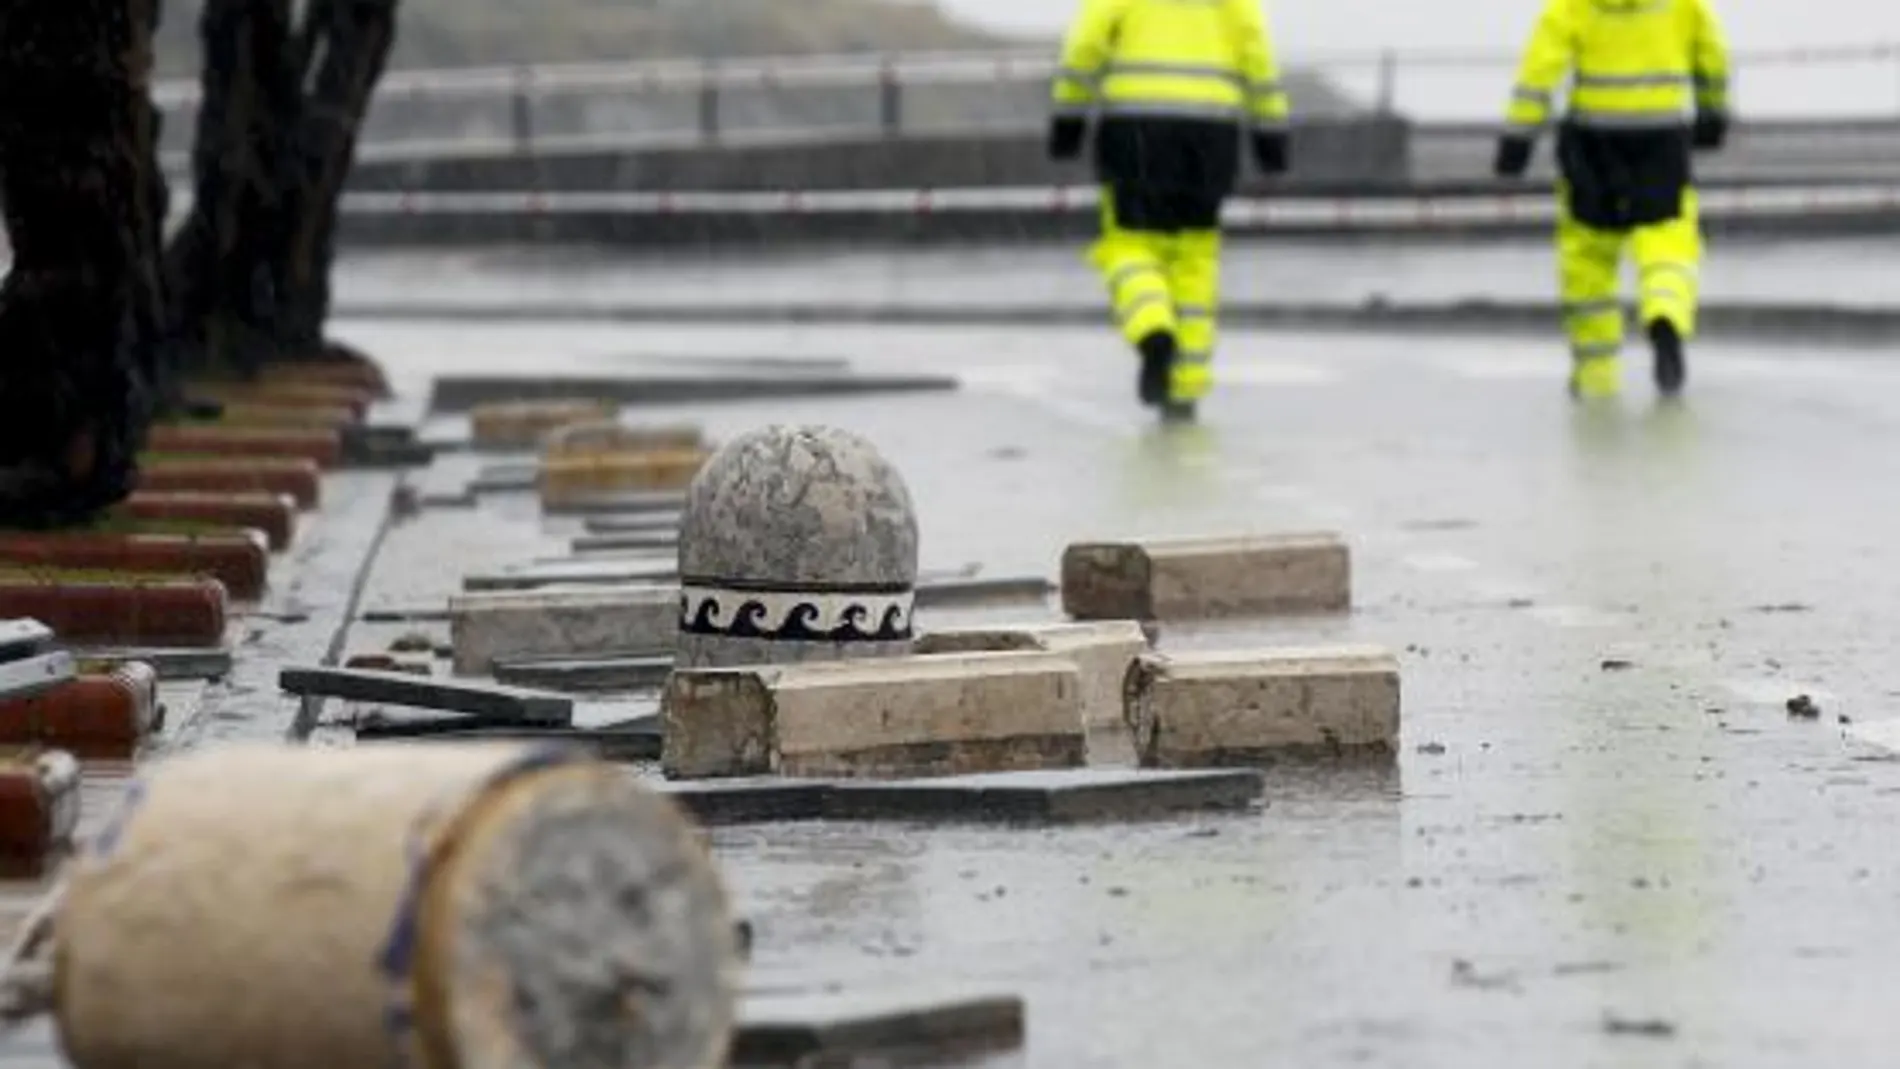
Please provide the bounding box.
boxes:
[1555,183,1703,362]
[1087,196,1224,404]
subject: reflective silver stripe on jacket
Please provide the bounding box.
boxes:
[1573,71,1690,89]
[1103,61,1246,86]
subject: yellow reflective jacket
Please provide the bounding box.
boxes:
[1052,0,1289,130]
[1505,0,1730,133]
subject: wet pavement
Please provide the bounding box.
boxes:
[332,236,1900,317]
[326,289,1900,1068]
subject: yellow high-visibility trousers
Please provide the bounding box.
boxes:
[1556,185,1702,398]
[1088,194,1223,405]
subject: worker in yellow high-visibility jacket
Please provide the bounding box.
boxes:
[1048,0,1291,423]
[1495,0,1731,402]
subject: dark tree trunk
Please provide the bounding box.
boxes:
[164,0,399,377]
[0,0,158,525]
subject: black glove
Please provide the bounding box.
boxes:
[1692,109,1729,151]
[1493,135,1534,178]
[1251,129,1290,175]
[1047,115,1086,161]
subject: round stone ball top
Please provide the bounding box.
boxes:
[678,425,919,590]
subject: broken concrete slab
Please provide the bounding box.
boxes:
[278,667,575,727]
[460,560,679,593]
[1062,533,1351,621]
[824,768,1265,824]
[914,620,1149,734]
[912,576,1056,610]
[493,655,674,693]
[662,652,1085,780]
[571,532,680,554]
[1125,647,1401,767]
[732,991,1023,1067]
[429,372,960,414]
[449,586,678,674]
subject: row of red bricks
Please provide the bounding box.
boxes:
[0,360,391,856]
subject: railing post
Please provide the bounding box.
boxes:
[1375,49,1397,116]
[698,61,721,144]
[510,67,535,156]
[878,57,903,137]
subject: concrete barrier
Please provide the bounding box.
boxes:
[1125,647,1400,767]
[661,651,1086,780]
[449,586,677,675]
[1062,534,1350,622]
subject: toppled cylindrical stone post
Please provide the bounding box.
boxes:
[54,742,739,1069]
[677,425,918,669]
[1125,647,1400,767]
[449,586,679,675]
[913,621,1150,733]
[662,652,1085,780]
[1062,533,1350,622]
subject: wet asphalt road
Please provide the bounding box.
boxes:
[332,284,1900,1069]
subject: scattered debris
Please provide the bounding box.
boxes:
[388,631,436,653]
[1416,741,1448,755]
[1450,959,1518,992]
[1602,1013,1677,1038]
[1787,694,1821,720]
[1600,659,1635,672]
[1752,603,1813,615]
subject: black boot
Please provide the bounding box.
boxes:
[1649,318,1686,397]
[1136,330,1177,407]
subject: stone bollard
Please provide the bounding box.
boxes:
[676,425,919,669]
[51,742,739,1069]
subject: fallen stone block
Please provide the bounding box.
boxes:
[461,559,678,593]
[146,425,342,469]
[0,661,162,760]
[1125,646,1401,767]
[137,457,322,509]
[469,398,619,450]
[0,747,80,861]
[116,492,298,551]
[278,666,575,727]
[449,586,678,675]
[0,573,229,649]
[493,654,674,693]
[541,489,687,517]
[357,714,665,761]
[734,991,1023,1067]
[571,531,679,554]
[662,652,1085,780]
[914,620,1149,733]
[539,449,711,508]
[0,530,270,601]
[543,419,705,458]
[1061,533,1351,621]
[52,743,738,1069]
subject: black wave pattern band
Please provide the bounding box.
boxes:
[678,584,915,643]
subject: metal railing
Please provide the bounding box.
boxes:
[150,41,1900,166]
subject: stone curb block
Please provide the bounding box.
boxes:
[0,531,270,601]
[542,420,705,458]
[1125,646,1401,767]
[0,661,163,760]
[147,426,343,469]
[0,574,229,648]
[539,449,710,508]
[0,747,80,863]
[117,492,299,552]
[449,586,679,675]
[1062,533,1350,621]
[470,399,619,450]
[913,621,1149,733]
[137,458,323,510]
[662,651,1085,780]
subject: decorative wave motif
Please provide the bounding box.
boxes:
[679,585,914,643]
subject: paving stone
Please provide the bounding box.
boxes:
[823,767,1265,824]
[582,513,682,536]
[429,372,959,413]
[278,666,575,726]
[913,576,1056,609]
[1125,647,1401,767]
[541,449,710,509]
[469,398,619,450]
[449,585,678,674]
[541,490,688,517]
[571,531,680,554]
[914,620,1149,734]
[662,652,1085,780]
[732,991,1024,1067]
[461,560,679,593]
[74,647,233,681]
[0,748,80,860]
[356,715,664,760]
[493,654,674,693]
[1062,533,1352,621]
[0,662,162,761]
[0,574,229,649]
